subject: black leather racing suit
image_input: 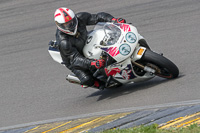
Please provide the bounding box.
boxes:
[55,12,114,86]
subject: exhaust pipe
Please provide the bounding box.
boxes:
[66,74,81,84]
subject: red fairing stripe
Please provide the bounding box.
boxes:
[104,68,121,76]
[120,24,131,32]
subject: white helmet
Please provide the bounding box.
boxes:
[54,7,78,35]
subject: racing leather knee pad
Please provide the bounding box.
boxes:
[80,75,95,86]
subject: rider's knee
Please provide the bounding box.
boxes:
[80,75,95,86]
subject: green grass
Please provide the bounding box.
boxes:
[99,124,200,133]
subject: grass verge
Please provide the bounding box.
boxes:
[100,124,200,133]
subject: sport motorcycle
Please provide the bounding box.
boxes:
[48,22,179,89]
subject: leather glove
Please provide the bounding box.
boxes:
[112,18,126,23]
[91,59,105,69]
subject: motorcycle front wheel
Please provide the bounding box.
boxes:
[141,49,179,79]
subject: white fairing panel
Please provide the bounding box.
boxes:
[83,29,105,59]
[48,48,63,64]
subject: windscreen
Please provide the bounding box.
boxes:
[93,23,122,46]
[103,23,121,46]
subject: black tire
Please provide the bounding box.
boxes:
[141,49,179,79]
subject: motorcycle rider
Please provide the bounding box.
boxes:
[50,7,126,89]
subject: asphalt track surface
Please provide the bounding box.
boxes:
[0,0,200,128]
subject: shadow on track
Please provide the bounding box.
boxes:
[87,75,184,101]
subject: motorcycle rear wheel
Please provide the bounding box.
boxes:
[141,49,179,79]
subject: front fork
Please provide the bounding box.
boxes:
[131,61,156,74]
[131,47,156,74]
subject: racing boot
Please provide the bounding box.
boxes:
[81,81,105,90]
[94,80,105,90]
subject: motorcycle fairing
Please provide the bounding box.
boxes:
[119,23,131,32]
[119,64,136,80]
[100,23,139,62]
[101,47,120,57]
[48,46,63,64]
[105,59,136,81]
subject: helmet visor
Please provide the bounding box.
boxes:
[56,17,78,32]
